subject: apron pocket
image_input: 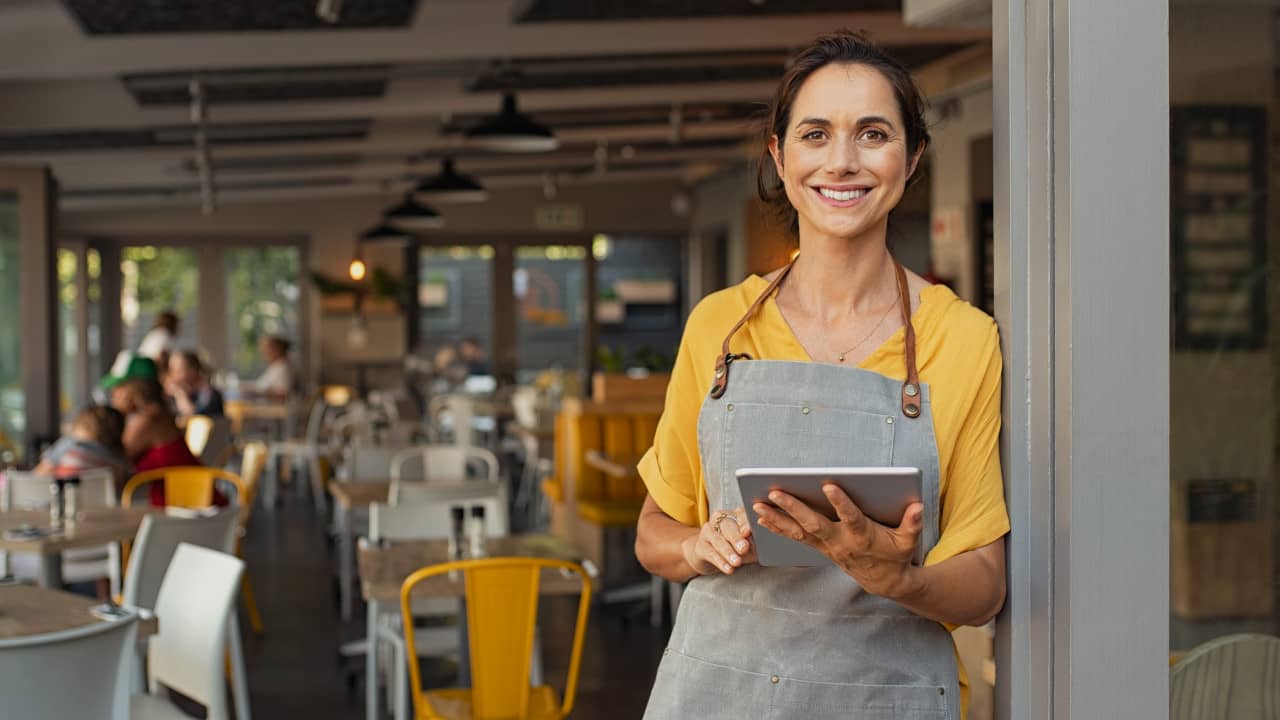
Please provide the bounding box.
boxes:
[768,676,951,720]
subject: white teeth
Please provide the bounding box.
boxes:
[818,187,869,201]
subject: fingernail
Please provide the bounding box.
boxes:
[736,541,748,553]
[723,563,732,572]
[769,492,781,502]
[730,554,740,565]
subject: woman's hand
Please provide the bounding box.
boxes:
[753,483,923,600]
[679,507,757,576]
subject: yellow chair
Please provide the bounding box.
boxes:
[236,441,268,634]
[400,557,592,720]
[121,466,246,509]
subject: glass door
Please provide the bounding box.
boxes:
[514,244,586,383]
[120,246,200,356]
[0,192,22,454]
[225,246,301,381]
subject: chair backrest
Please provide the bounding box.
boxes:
[121,466,245,509]
[401,557,592,720]
[428,394,477,446]
[0,612,139,720]
[1171,633,1280,719]
[238,441,267,522]
[372,483,509,541]
[148,543,245,720]
[1,467,117,511]
[510,385,541,429]
[122,510,239,611]
[345,444,401,483]
[185,415,215,456]
[568,412,659,505]
[389,443,500,487]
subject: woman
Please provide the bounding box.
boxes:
[251,335,294,400]
[136,310,179,362]
[110,377,200,506]
[165,349,224,420]
[636,32,1008,720]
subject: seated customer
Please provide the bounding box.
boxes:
[33,404,130,487]
[251,335,295,400]
[109,377,202,507]
[165,349,224,420]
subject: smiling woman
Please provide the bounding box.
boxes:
[635,31,1008,720]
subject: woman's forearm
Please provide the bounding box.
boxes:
[635,495,701,583]
[890,539,1006,626]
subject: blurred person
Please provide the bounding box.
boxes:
[110,377,202,507]
[458,336,491,376]
[33,404,130,486]
[165,349,224,420]
[136,310,179,361]
[250,335,295,400]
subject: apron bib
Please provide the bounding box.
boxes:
[644,262,961,720]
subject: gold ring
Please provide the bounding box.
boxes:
[711,511,735,531]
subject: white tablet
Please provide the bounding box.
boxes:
[735,466,922,567]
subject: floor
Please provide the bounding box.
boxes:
[235,490,669,719]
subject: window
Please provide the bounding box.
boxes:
[120,246,199,353]
[0,194,20,455]
[225,247,300,379]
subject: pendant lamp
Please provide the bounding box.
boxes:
[464,93,558,152]
[413,158,489,204]
[383,194,444,231]
[358,221,415,244]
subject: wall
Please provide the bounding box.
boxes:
[927,85,994,304]
[61,178,690,386]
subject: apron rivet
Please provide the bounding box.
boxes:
[801,406,810,415]
[715,367,725,379]
[727,403,734,411]
[905,383,919,398]
[939,688,945,695]
[770,675,779,684]
[886,417,894,425]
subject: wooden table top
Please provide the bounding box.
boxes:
[0,584,157,639]
[358,534,585,603]
[328,481,391,510]
[0,507,151,553]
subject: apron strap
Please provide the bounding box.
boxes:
[708,258,923,421]
[894,262,923,419]
[709,263,793,399]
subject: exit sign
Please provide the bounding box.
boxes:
[534,203,585,231]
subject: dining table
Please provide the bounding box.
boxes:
[356,533,587,720]
[0,582,157,640]
[0,507,151,588]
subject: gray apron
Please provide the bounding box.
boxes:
[644,262,960,720]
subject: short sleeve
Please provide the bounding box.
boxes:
[637,326,705,528]
[924,323,1010,566]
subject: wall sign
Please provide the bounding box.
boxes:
[1171,105,1268,350]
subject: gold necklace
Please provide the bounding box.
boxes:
[833,295,899,363]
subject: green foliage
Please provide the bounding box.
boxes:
[595,344,673,373]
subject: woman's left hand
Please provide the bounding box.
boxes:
[753,483,923,600]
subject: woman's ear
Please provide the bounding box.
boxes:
[768,134,784,177]
[906,141,926,180]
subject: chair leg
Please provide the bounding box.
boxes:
[394,640,408,720]
[242,575,265,635]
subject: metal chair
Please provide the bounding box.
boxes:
[1171,633,1280,719]
[388,443,500,500]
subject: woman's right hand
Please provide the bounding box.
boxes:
[680,507,756,576]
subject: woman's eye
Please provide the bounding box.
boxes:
[802,130,826,141]
[860,129,888,143]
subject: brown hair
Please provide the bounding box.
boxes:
[71,405,126,453]
[116,377,166,408]
[173,349,205,375]
[154,310,178,333]
[756,29,932,234]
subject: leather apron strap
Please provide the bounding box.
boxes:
[710,258,923,420]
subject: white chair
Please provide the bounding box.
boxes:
[369,489,509,720]
[131,543,246,720]
[388,443,500,494]
[123,511,247,720]
[0,610,139,720]
[198,417,234,467]
[2,468,123,593]
[1171,633,1280,719]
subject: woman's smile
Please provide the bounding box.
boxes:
[811,184,873,208]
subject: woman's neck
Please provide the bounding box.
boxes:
[785,229,895,322]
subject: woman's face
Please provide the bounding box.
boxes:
[109,386,136,414]
[168,355,198,388]
[769,63,920,243]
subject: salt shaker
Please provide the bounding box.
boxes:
[448,506,466,560]
[48,478,66,529]
[63,476,80,523]
[467,505,487,558]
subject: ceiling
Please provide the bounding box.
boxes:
[0,1,990,212]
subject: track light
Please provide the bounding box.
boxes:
[413,158,488,204]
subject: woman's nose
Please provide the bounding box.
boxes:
[824,135,862,175]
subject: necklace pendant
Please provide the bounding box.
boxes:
[837,353,846,363]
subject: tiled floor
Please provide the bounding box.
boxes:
[238,493,668,719]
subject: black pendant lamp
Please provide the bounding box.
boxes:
[383,194,444,231]
[358,220,415,244]
[464,93,558,153]
[413,158,489,204]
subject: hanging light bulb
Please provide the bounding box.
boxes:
[464,93,558,153]
[348,255,367,281]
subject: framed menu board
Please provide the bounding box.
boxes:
[1171,106,1267,350]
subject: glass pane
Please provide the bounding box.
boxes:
[1168,1,1278,685]
[0,193,21,457]
[86,248,103,384]
[516,244,585,381]
[419,245,493,379]
[121,246,199,355]
[225,246,300,379]
[57,247,78,415]
[595,235,683,377]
